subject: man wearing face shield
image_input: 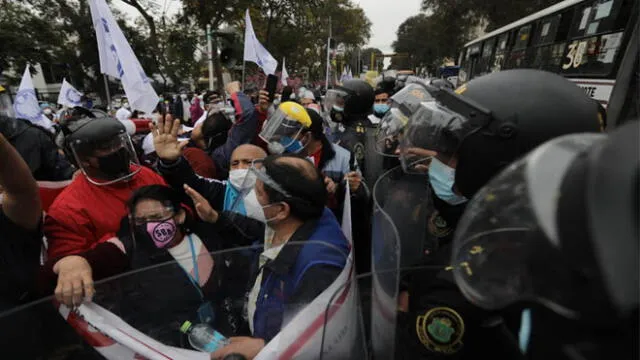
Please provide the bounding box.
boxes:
[207,154,350,359]
[260,103,370,270]
[450,121,638,359]
[40,115,166,307]
[392,69,603,359]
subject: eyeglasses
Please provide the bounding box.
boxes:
[131,206,175,226]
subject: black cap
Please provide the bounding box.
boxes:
[305,108,324,137]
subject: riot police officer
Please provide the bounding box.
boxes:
[451,120,638,359]
[392,69,603,359]
[324,79,375,182]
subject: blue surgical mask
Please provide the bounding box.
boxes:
[428,157,468,205]
[518,308,532,354]
[332,105,344,112]
[267,136,304,154]
[373,104,390,116]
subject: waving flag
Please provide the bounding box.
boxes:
[281,57,289,86]
[244,9,278,75]
[13,66,52,130]
[57,78,83,108]
[88,0,158,114]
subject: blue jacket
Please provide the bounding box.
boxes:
[252,208,350,342]
[210,92,258,179]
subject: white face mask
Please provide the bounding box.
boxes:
[228,168,257,191]
[243,189,266,222]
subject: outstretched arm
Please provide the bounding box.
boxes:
[0,133,41,230]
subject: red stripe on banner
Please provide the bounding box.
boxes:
[115,327,174,360]
[278,266,354,360]
[66,311,117,347]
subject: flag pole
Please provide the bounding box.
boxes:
[103,74,111,111]
[241,61,245,90]
[325,17,332,89]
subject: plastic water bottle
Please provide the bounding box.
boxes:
[180,320,230,353]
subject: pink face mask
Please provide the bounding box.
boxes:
[146,219,177,248]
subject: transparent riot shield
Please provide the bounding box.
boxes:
[364,126,384,185]
[371,165,433,359]
[0,240,349,360]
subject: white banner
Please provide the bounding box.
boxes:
[244,9,278,75]
[59,303,208,360]
[255,186,361,360]
[57,78,83,108]
[13,66,53,130]
[281,58,289,86]
[88,0,159,114]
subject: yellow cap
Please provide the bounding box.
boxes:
[278,101,312,127]
[180,320,193,333]
[0,85,5,92]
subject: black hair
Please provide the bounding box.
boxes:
[128,185,183,214]
[263,154,327,221]
[202,112,232,149]
[304,109,335,170]
[374,88,390,97]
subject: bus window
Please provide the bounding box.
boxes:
[493,33,510,72]
[477,38,497,76]
[569,0,629,39]
[514,25,533,50]
[561,31,624,76]
[534,15,561,46]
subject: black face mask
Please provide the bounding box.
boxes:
[97,147,131,178]
[330,108,345,123]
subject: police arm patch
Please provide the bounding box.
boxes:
[416,307,465,354]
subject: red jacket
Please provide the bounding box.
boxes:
[44,166,166,261]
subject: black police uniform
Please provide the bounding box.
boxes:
[395,194,522,359]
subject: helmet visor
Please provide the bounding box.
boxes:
[71,133,141,186]
[259,108,305,153]
[374,108,408,157]
[451,134,606,316]
[323,89,349,113]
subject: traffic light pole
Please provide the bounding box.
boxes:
[206,24,214,91]
[325,17,332,89]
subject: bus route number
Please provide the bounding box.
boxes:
[562,41,588,70]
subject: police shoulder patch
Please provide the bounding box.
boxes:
[428,211,452,238]
[416,307,465,354]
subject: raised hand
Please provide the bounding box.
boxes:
[150,114,187,162]
[184,184,219,223]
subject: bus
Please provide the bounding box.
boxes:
[457,0,638,126]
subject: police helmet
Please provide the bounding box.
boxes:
[334,79,375,117]
[442,69,600,198]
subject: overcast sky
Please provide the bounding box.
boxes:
[116,0,424,53]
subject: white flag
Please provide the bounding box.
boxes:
[13,66,53,130]
[244,9,278,75]
[281,57,289,86]
[89,0,159,114]
[347,67,353,80]
[57,78,84,108]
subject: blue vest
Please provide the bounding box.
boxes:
[252,208,349,342]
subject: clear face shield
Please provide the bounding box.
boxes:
[71,133,141,186]
[323,89,349,113]
[259,109,306,155]
[451,134,606,318]
[374,84,435,158]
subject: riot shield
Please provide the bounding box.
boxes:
[363,126,384,185]
[371,165,433,359]
[0,240,350,360]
